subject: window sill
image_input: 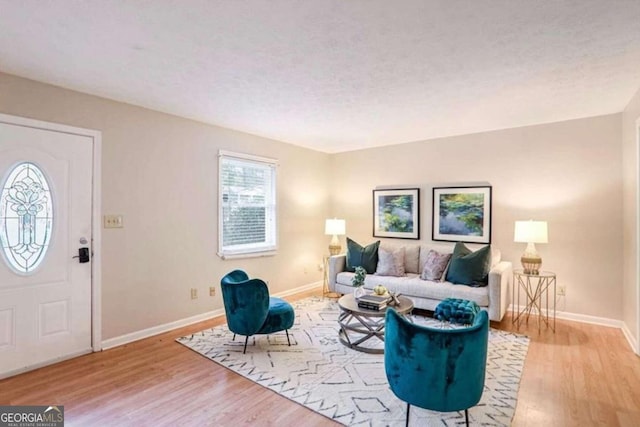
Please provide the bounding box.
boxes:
[217,250,277,260]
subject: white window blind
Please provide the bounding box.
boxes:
[218,151,277,258]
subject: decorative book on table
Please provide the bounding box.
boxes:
[358,294,392,311]
[358,302,387,311]
[359,294,391,304]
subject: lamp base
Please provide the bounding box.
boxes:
[521,255,542,275]
[328,244,341,256]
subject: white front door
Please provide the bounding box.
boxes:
[0,117,95,377]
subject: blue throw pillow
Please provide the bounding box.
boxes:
[346,238,380,274]
[445,242,491,286]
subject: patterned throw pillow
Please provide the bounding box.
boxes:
[375,247,406,277]
[420,250,452,281]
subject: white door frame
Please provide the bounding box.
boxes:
[0,113,102,351]
[636,117,640,355]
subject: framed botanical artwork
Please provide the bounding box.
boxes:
[373,188,420,239]
[432,186,492,244]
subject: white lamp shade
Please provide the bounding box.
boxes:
[325,218,346,236]
[514,220,548,244]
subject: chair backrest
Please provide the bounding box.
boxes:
[220,269,270,336]
[384,309,489,413]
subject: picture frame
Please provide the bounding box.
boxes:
[432,186,492,244]
[373,188,420,239]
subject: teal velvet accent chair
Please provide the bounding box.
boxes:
[220,269,295,354]
[384,308,489,426]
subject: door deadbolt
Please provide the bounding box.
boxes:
[73,247,90,263]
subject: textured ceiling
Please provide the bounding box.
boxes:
[1,0,640,153]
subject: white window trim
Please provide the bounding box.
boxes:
[218,150,278,260]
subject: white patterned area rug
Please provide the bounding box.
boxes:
[177,297,529,426]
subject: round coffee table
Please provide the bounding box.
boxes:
[337,293,414,354]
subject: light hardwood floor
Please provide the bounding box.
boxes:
[1,289,639,426]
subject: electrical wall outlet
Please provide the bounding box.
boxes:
[558,286,566,296]
[209,286,216,297]
[190,288,198,299]
[103,214,124,228]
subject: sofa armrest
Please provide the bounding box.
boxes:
[487,261,512,322]
[328,255,346,291]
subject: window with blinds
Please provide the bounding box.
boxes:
[218,151,277,258]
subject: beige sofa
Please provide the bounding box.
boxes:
[328,242,511,321]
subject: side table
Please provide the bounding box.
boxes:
[512,269,556,332]
[322,255,341,298]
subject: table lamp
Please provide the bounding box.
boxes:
[514,220,548,275]
[325,218,346,255]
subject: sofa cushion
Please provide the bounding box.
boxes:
[335,272,490,307]
[404,245,420,274]
[446,242,491,285]
[346,238,380,274]
[420,250,452,281]
[491,247,501,267]
[375,246,405,277]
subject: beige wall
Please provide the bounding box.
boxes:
[331,115,623,319]
[0,73,331,340]
[0,71,631,340]
[622,86,640,345]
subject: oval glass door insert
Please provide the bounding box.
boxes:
[0,162,54,274]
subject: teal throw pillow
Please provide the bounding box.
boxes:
[346,238,380,274]
[445,242,491,286]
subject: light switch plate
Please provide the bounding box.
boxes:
[104,214,123,228]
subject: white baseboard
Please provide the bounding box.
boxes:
[103,291,638,353]
[102,308,226,350]
[621,322,639,355]
[508,304,640,353]
[555,310,624,328]
[273,280,323,298]
[509,304,623,328]
[101,280,324,350]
